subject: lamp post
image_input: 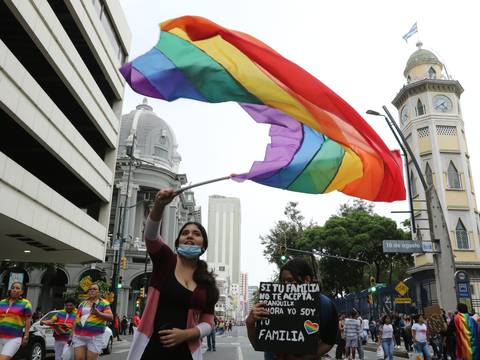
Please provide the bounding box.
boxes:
[111,133,136,317]
[367,106,457,311]
[366,110,416,234]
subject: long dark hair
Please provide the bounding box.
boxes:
[280,258,314,283]
[175,222,219,308]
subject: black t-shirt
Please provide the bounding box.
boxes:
[141,274,193,360]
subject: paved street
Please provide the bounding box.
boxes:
[102,326,264,360]
[100,327,407,360]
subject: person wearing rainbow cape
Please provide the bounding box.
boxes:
[0,282,32,360]
[446,303,478,360]
[73,283,113,360]
[40,298,77,360]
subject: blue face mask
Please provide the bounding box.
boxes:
[177,244,204,259]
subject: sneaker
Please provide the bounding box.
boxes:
[213,348,216,351]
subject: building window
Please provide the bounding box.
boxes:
[425,163,433,187]
[417,127,429,138]
[153,146,168,158]
[416,99,425,116]
[455,220,469,249]
[428,67,436,79]
[447,161,461,189]
[410,171,418,197]
[436,125,457,136]
[91,0,126,63]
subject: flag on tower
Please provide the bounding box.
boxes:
[402,22,418,42]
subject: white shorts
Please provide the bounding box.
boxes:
[0,337,22,357]
[73,334,104,354]
[55,340,67,360]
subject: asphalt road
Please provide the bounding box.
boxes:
[102,326,263,360]
[101,327,407,360]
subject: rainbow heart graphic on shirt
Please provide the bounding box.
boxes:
[304,320,319,335]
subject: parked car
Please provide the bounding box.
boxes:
[13,310,113,360]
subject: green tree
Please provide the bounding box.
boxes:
[298,200,412,296]
[260,202,312,269]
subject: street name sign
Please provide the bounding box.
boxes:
[383,240,435,253]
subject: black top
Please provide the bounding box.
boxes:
[141,274,193,360]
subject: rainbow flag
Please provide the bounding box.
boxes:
[455,313,478,360]
[120,16,405,202]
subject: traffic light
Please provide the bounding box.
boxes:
[135,298,140,309]
[369,276,376,292]
[117,276,123,289]
[279,245,287,262]
[139,287,145,298]
[120,256,128,270]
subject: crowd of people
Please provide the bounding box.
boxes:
[334,304,475,360]
[0,187,478,360]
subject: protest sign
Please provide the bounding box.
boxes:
[424,304,445,333]
[255,282,321,355]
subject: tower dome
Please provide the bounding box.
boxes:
[403,42,443,81]
[119,98,181,172]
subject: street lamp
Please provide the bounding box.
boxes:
[111,133,136,317]
[366,106,457,311]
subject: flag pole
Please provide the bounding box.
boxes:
[178,175,233,193]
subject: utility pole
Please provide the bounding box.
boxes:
[379,106,457,311]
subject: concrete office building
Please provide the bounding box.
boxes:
[0,0,130,308]
[207,195,241,286]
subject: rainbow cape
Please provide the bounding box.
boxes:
[454,313,479,360]
[120,16,405,201]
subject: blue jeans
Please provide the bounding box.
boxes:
[414,341,431,360]
[207,331,216,350]
[382,338,394,360]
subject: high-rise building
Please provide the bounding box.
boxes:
[247,285,259,312]
[393,42,480,310]
[0,0,130,307]
[240,272,248,318]
[207,195,241,285]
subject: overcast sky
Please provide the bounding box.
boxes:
[119,0,480,286]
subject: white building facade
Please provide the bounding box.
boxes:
[207,195,241,286]
[393,42,480,310]
[0,0,130,305]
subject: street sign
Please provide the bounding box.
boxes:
[383,240,435,253]
[395,281,409,296]
[457,282,470,298]
[394,297,412,304]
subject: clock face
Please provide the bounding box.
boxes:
[433,95,453,113]
[401,106,408,124]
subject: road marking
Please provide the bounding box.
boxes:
[237,345,244,360]
[113,349,130,354]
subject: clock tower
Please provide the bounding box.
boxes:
[392,42,480,311]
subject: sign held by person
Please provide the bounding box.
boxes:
[255,282,321,355]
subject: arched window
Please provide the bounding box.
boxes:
[407,75,412,83]
[456,219,469,249]
[447,161,461,189]
[416,99,425,116]
[428,67,436,79]
[425,163,433,187]
[410,171,418,197]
